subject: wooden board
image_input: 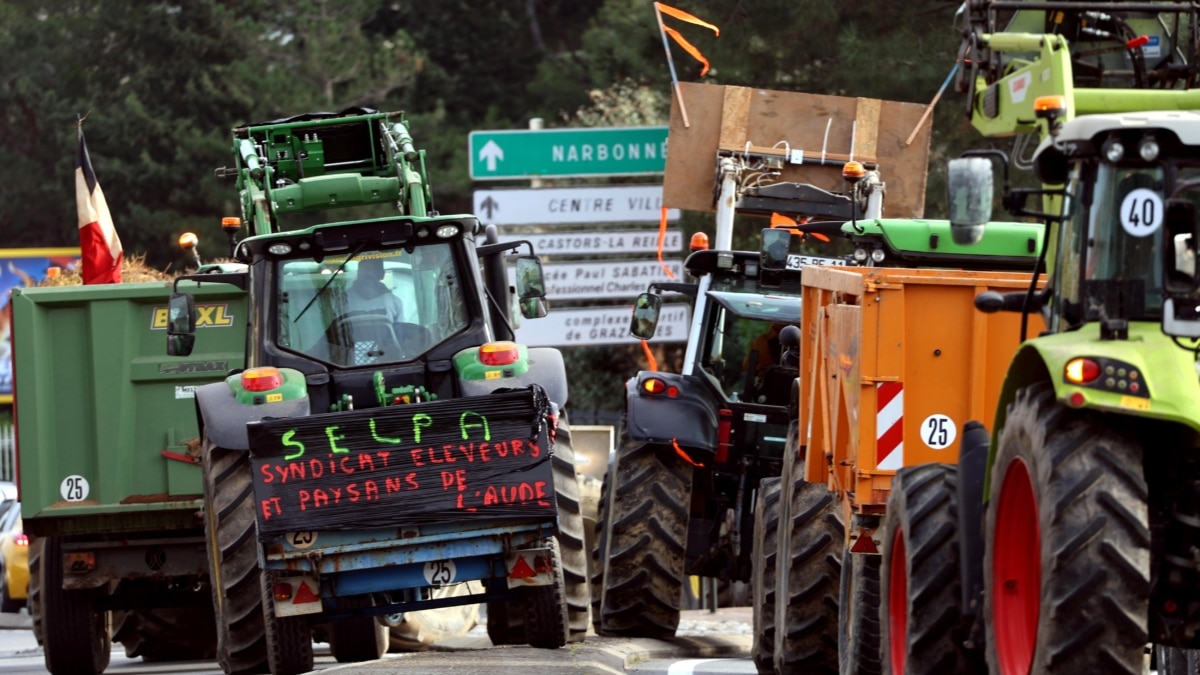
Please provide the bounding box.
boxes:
[663,82,934,218]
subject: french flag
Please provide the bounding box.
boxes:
[75,122,123,284]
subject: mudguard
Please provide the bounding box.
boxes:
[458,346,569,409]
[194,379,311,450]
[623,371,718,454]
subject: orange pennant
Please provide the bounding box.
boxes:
[656,2,720,35]
[663,26,713,77]
[771,212,797,227]
[657,206,675,279]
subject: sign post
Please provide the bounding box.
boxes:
[469,127,669,180]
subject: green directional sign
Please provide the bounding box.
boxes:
[469,126,669,180]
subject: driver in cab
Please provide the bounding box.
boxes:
[350,256,403,321]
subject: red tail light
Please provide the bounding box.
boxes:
[242,367,283,392]
[715,409,732,463]
[480,341,520,366]
[13,533,27,547]
[641,377,680,398]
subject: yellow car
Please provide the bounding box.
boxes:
[0,501,28,613]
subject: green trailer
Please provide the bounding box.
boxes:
[12,280,246,672]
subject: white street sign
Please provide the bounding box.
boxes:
[497,229,683,256]
[509,259,684,301]
[474,185,681,226]
[516,304,691,347]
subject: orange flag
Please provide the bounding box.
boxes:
[655,3,719,76]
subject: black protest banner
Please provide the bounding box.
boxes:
[246,386,556,536]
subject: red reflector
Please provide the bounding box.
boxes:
[510,555,536,579]
[1068,391,1086,407]
[13,533,27,547]
[273,582,293,601]
[850,534,878,554]
[716,409,732,463]
[666,385,679,398]
[293,581,320,604]
[242,367,283,392]
[480,341,520,366]
[643,378,666,395]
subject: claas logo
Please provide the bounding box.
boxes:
[150,303,235,330]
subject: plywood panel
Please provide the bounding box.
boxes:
[663,82,933,218]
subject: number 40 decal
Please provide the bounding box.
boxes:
[1121,188,1164,238]
[921,414,958,450]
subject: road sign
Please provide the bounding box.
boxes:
[469,126,669,180]
[497,229,683,256]
[509,259,684,301]
[474,185,680,225]
[515,304,691,347]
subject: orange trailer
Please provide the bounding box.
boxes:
[767,263,1045,672]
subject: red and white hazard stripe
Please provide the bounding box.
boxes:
[876,381,903,470]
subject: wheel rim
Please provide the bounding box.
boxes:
[888,527,907,675]
[993,457,1040,675]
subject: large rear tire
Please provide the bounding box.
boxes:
[485,597,526,646]
[751,477,782,672]
[524,538,569,649]
[984,383,1149,674]
[594,434,692,639]
[113,604,218,661]
[550,415,590,643]
[838,544,881,675]
[880,463,980,674]
[202,436,268,674]
[774,442,842,674]
[34,536,111,675]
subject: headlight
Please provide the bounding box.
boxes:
[436,224,459,238]
[853,248,869,262]
[870,248,886,263]
[1139,137,1160,162]
[268,243,293,255]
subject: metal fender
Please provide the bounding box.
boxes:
[623,371,718,453]
[194,379,311,451]
[457,347,569,410]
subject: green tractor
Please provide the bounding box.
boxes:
[166,108,588,674]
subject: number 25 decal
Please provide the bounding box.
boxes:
[921,414,957,450]
[424,559,456,585]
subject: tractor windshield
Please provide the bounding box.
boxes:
[1058,163,1200,326]
[274,242,468,366]
[699,291,800,406]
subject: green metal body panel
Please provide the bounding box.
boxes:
[983,322,1200,494]
[12,282,246,533]
[849,218,1043,257]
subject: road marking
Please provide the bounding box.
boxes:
[667,658,751,674]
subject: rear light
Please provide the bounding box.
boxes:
[274,582,293,601]
[715,409,732,463]
[242,367,283,392]
[13,533,27,547]
[1064,358,1101,385]
[641,377,679,398]
[480,341,520,366]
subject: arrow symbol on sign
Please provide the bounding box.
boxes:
[480,196,499,220]
[479,140,504,171]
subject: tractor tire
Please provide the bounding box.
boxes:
[589,470,611,634]
[386,581,481,652]
[751,477,782,672]
[880,463,980,675]
[485,598,525,646]
[594,436,692,639]
[523,538,569,649]
[774,455,842,674]
[327,595,385,663]
[1156,645,1200,674]
[28,536,43,645]
[838,546,881,675]
[550,415,591,643]
[34,536,112,675]
[984,383,1149,674]
[112,605,218,661]
[202,436,269,674]
[260,572,313,675]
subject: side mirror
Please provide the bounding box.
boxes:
[1163,198,1198,295]
[515,256,546,299]
[166,292,197,357]
[947,156,994,245]
[761,228,791,271]
[520,296,549,320]
[630,293,662,340]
